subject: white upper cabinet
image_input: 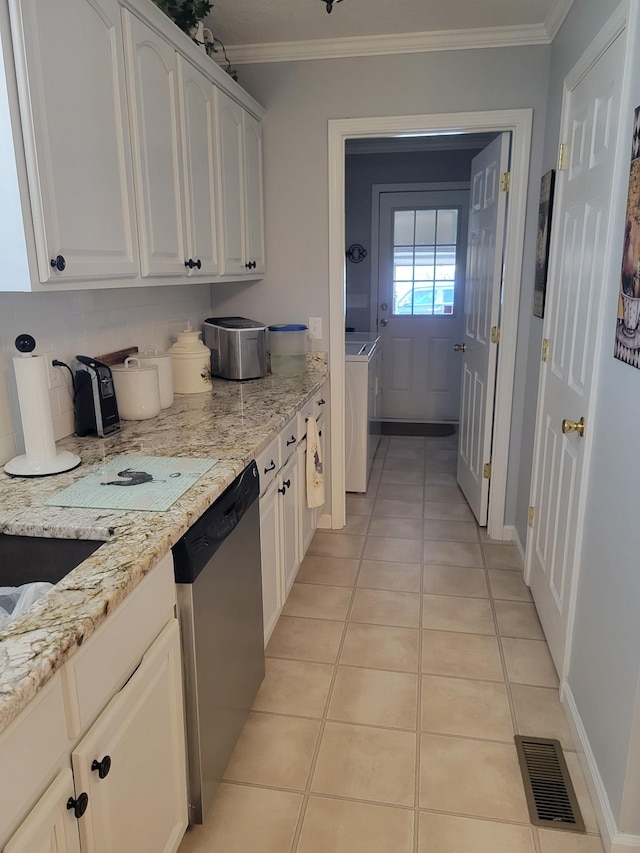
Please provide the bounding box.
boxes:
[179,57,220,277]
[217,89,265,276]
[123,10,186,277]
[8,0,138,283]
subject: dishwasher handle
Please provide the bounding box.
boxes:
[172,461,259,583]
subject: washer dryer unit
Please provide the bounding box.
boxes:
[345,335,382,492]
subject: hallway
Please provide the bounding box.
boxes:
[179,434,603,852]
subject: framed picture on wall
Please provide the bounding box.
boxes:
[533,169,555,319]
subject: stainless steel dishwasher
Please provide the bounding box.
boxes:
[172,461,264,824]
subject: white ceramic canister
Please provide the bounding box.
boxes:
[111,357,161,420]
[169,330,212,394]
[138,346,174,409]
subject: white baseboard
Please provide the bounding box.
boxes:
[562,684,640,852]
[503,523,527,566]
[317,512,332,529]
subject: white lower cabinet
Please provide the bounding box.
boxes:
[279,452,300,600]
[4,769,81,853]
[1,553,188,853]
[259,477,281,644]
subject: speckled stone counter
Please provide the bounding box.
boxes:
[0,357,328,734]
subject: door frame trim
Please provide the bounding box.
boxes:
[328,109,533,536]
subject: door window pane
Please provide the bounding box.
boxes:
[391,208,458,316]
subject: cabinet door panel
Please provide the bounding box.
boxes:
[4,769,81,853]
[216,89,245,275]
[72,620,187,853]
[260,479,281,644]
[179,58,219,277]
[124,11,185,276]
[280,453,300,598]
[243,111,265,274]
[9,0,137,281]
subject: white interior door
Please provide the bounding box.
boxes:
[456,134,510,525]
[525,30,624,678]
[378,190,469,422]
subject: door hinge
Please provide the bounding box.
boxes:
[491,326,501,344]
[558,143,569,171]
[528,506,536,527]
[483,462,492,479]
[541,338,550,362]
[500,172,511,192]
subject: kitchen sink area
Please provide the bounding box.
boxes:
[0,534,103,587]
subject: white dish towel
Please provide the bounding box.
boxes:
[306,416,325,508]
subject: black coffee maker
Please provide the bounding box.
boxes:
[73,356,120,437]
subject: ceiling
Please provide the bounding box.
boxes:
[204,0,574,63]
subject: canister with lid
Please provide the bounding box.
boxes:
[138,346,174,408]
[169,330,211,394]
[111,357,161,420]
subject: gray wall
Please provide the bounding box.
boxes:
[209,45,551,528]
[551,0,640,832]
[344,148,481,332]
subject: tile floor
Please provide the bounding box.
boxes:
[179,434,603,853]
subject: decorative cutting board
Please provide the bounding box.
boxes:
[46,455,218,511]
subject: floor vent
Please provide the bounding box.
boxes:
[515,736,585,832]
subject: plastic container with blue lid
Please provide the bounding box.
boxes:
[268,324,308,376]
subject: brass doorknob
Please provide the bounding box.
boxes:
[562,417,585,437]
[453,343,466,352]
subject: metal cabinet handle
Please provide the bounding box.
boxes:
[245,260,257,269]
[286,436,296,446]
[91,755,112,779]
[264,460,276,473]
[317,398,326,406]
[67,792,89,819]
[453,343,466,352]
[185,258,202,270]
[278,484,286,495]
[283,479,290,488]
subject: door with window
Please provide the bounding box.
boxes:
[378,190,469,422]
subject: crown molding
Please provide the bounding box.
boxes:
[544,0,576,40]
[227,23,550,65]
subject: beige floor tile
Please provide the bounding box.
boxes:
[381,468,426,486]
[346,494,375,516]
[341,622,420,672]
[423,519,479,542]
[307,531,365,559]
[373,498,424,518]
[421,675,514,741]
[378,483,424,501]
[423,472,458,486]
[328,666,418,729]
[418,812,536,853]
[363,535,422,563]
[328,515,371,535]
[223,712,320,789]
[351,588,421,628]
[483,542,522,569]
[424,540,484,567]
[252,658,334,717]
[296,555,360,587]
[564,751,600,834]
[419,734,530,821]
[368,516,423,539]
[495,600,545,639]
[358,560,421,593]
[489,569,533,601]
[177,784,302,853]
[502,637,559,687]
[423,564,489,598]
[424,501,475,521]
[386,445,425,461]
[511,684,574,748]
[297,796,414,853]
[312,721,416,805]
[267,615,344,663]
[383,457,424,473]
[423,594,496,635]
[422,630,504,681]
[423,485,467,503]
[282,583,352,620]
[537,829,604,852]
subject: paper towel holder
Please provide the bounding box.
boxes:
[4,334,81,477]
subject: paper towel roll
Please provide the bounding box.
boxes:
[13,354,57,462]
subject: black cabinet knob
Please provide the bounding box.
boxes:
[91,755,112,779]
[286,436,296,446]
[317,398,326,406]
[185,258,202,270]
[50,255,66,272]
[283,479,291,488]
[67,792,89,819]
[245,260,257,269]
[278,485,286,495]
[195,258,202,269]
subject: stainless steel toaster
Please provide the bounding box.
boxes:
[202,317,267,380]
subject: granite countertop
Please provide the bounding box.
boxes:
[0,357,328,735]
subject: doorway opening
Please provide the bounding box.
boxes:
[328,110,533,538]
